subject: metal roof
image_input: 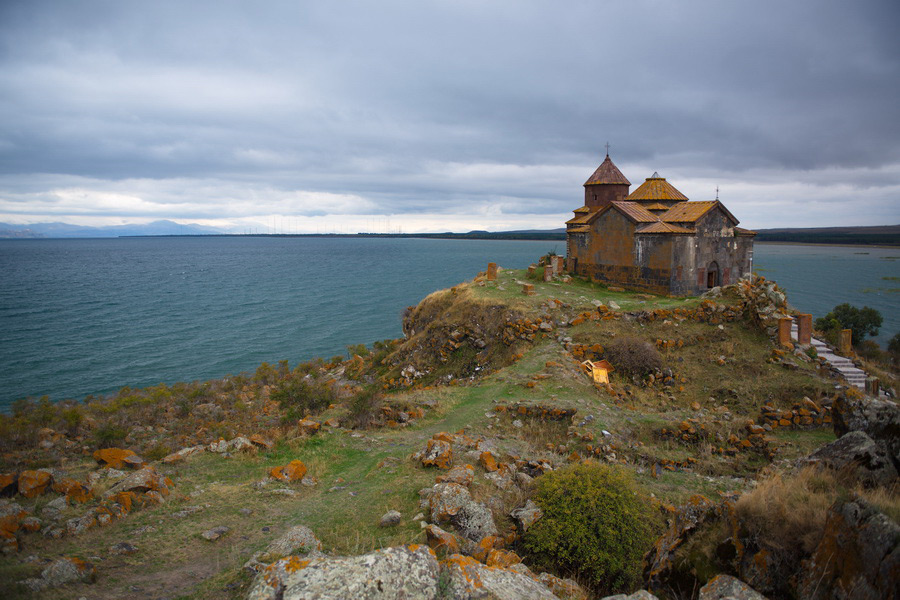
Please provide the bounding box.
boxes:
[584,155,631,186]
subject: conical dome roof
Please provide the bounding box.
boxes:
[584,155,630,186]
[626,173,688,201]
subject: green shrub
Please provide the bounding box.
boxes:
[272,376,337,421]
[605,336,663,376]
[522,462,661,594]
[93,424,128,449]
[815,303,882,346]
[345,386,384,429]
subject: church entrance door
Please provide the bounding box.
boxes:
[706,261,719,288]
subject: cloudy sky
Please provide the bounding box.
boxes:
[1,0,898,233]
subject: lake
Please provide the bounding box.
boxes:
[0,237,896,409]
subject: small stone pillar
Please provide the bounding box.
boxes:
[522,283,535,296]
[839,329,852,355]
[797,314,812,345]
[486,262,498,281]
[553,255,565,274]
[777,317,793,346]
[865,377,880,396]
[527,264,537,277]
[543,265,553,282]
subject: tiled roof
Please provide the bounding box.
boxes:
[584,155,631,186]
[636,222,694,234]
[734,227,757,236]
[660,201,718,223]
[609,201,659,223]
[568,226,590,233]
[626,174,689,201]
[566,214,591,225]
[573,206,591,214]
[643,202,671,211]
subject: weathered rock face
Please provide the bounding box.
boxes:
[450,499,498,543]
[600,591,659,600]
[93,448,144,470]
[428,483,471,523]
[21,556,96,592]
[422,439,453,469]
[244,525,323,573]
[17,470,51,498]
[269,460,307,482]
[436,464,475,487]
[510,500,543,535]
[443,554,557,600]
[102,466,171,499]
[798,499,899,600]
[699,575,767,600]
[803,430,898,486]
[247,544,440,600]
[832,396,900,470]
[424,524,461,555]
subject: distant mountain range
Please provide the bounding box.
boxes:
[0,220,223,238]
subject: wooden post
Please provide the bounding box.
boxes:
[797,314,812,345]
[777,317,793,346]
[839,329,852,355]
[486,262,498,281]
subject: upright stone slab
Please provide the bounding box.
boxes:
[865,377,880,396]
[527,265,537,277]
[839,329,852,355]
[486,263,498,281]
[553,256,565,274]
[522,283,535,296]
[777,317,793,346]
[797,313,812,345]
[543,265,553,282]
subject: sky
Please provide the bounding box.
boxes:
[1,0,899,233]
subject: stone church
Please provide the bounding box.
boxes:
[566,153,755,296]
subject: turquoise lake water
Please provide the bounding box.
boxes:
[0,237,896,409]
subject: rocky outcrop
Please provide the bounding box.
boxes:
[832,396,900,470]
[244,525,323,573]
[442,554,557,599]
[699,575,767,600]
[101,466,172,499]
[269,460,308,482]
[798,499,899,600]
[802,430,898,486]
[247,544,441,600]
[93,447,145,470]
[422,439,453,469]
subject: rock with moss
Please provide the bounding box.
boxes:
[244,525,323,573]
[802,430,898,486]
[20,556,96,592]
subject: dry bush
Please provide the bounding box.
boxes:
[735,466,843,556]
[605,337,663,376]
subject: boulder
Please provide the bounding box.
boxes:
[380,510,402,527]
[424,524,461,555]
[269,460,308,482]
[832,396,900,467]
[428,483,471,523]
[798,499,899,600]
[102,466,171,499]
[802,430,898,486]
[93,448,143,470]
[436,464,475,487]
[443,553,558,599]
[699,575,768,600]
[51,477,93,504]
[450,500,499,543]
[510,500,543,535]
[479,451,499,472]
[250,434,275,450]
[247,544,440,600]
[17,470,51,499]
[601,592,659,600]
[0,473,16,496]
[21,557,96,592]
[537,572,588,600]
[230,436,255,452]
[162,445,205,464]
[202,526,230,541]
[422,439,453,469]
[244,525,323,573]
[297,419,321,436]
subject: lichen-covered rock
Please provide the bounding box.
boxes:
[442,553,557,599]
[699,575,768,600]
[436,464,475,487]
[17,470,51,498]
[510,500,542,535]
[250,434,275,450]
[102,466,171,499]
[380,510,402,527]
[479,451,499,472]
[832,396,900,467]
[162,445,205,464]
[244,525,323,573]
[802,430,898,486]
[269,460,308,482]
[93,447,143,470]
[424,524,461,555]
[0,473,16,496]
[297,419,321,436]
[423,439,453,469]
[537,571,589,600]
[798,499,899,600]
[51,477,93,504]
[247,544,440,600]
[202,525,230,541]
[600,591,659,600]
[429,483,471,523]
[451,499,499,543]
[21,556,96,592]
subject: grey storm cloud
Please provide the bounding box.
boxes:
[0,0,898,230]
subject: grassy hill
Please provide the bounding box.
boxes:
[0,267,868,599]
